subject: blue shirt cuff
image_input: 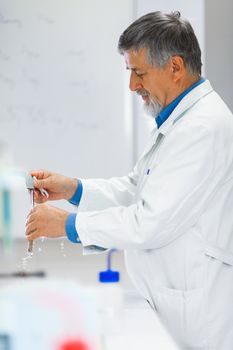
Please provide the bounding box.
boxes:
[69,179,83,205]
[65,213,81,243]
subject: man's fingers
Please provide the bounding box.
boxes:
[25,221,37,236]
[29,170,51,192]
[26,209,39,234]
[30,170,49,180]
[33,189,48,203]
[26,220,44,239]
[26,229,39,241]
[33,177,48,190]
[25,216,34,227]
[25,204,48,239]
[26,206,38,219]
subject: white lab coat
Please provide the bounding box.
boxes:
[76,80,233,349]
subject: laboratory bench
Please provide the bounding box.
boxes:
[0,239,178,350]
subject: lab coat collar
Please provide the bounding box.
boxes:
[158,80,214,135]
[137,80,214,162]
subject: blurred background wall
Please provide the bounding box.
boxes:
[205,0,233,111]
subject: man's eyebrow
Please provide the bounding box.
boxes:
[126,67,137,71]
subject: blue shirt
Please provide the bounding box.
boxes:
[66,77,205,243]
[66,179,83,243]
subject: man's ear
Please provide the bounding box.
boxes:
[170,56,185,81]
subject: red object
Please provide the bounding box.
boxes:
[59,339,89,350]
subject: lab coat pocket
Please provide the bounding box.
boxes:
[155,286,207,349]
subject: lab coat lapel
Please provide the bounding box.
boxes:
[136,127,161,163]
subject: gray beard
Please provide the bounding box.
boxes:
[143,97,162,118]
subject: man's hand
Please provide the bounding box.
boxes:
[25,204,69,240]
[30,170,78,203]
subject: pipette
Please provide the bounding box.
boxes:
[25,174,35,253]
[25,173,49,253]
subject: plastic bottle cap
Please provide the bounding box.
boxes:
[99,269,120,283]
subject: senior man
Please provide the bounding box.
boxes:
[26,11,233,349]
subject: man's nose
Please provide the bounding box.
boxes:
[129,72,143,92]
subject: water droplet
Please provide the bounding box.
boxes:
[37,236,45,253]
[20,251,33,271]
[60,238,66,258]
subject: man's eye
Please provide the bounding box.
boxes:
[136,72,145,78]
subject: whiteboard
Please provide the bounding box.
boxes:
[0,0,134,238]
[0,0,133,179]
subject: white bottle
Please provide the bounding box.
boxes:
[97,250,124,336]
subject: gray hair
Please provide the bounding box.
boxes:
[118,11,202,75]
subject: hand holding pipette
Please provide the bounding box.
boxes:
[29,170,78,203]
[25,203,69,241]
[25,170,74,243]
[25,173,49,253]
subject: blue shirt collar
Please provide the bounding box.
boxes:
[155,77,205,129]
